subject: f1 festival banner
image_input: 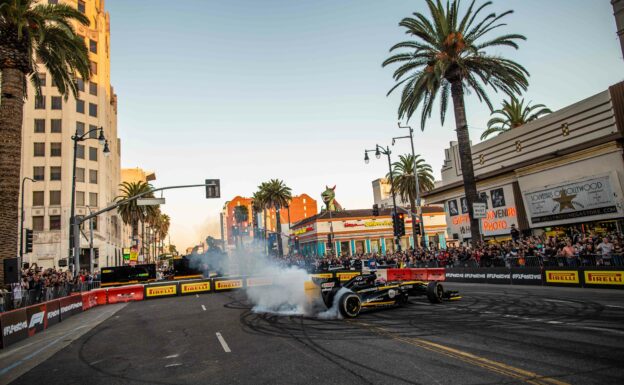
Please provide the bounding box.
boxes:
[59,295,84,321]
[26,303,47,336]
[46,299,61,327]
[445,267,542,285]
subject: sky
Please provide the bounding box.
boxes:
[106,0,623,250]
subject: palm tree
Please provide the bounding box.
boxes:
[0,0,90,272]
[387,154,435,247]
[158,213,170,256]
[233,205,249,249]
[116,181,158,258]
[480,97,551,140]
[383,0,528,246]
[253,184,270,253]
[259,179,292,257]
[251,191,265,244]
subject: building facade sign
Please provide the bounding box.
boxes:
[523,174,620,226]
[446,184,519,239]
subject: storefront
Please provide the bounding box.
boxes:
[292,207,447,257]
[424,81,624,241]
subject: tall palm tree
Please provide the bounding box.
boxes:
[480,97,551,140]
[387,154,435,247]
[0,0,90,272]
[259,179,292,257]
[253,183,270,253]
[251,191,264,243]
[383,0,528,246]
[116,181,158,258]
[158,213,170,256]
[233,205,249,249]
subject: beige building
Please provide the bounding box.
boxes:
[19,0,126,269]
[372,178,409,208]
[423,82,624,243]
[121,167,156,185]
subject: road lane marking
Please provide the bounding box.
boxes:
[353,321,570,385]
[216,332,231,353]
[543,299,574,304]
[201,305,207,311]
[605,305,624,309]
[165,363,182,368]
[196,294,199,298]
[165,354,179,359]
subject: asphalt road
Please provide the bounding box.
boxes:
[8,283,624,385]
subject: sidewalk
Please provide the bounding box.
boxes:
[0,303,127,385]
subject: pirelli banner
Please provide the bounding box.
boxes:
[144,282,179,298]
[544,267,624,289]
[179,279,211,295]
[213,277,244,291]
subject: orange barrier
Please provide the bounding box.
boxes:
[410,268,428,280]
[93,288,108,305]
[107,284,145,303]
[81,291,99,311]
[386,268,413,281]
[426,268,446,281]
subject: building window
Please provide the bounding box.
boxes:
[76,191,85,206]
[89,169,98,184]
[89,124,98,138]
[34,142,45,157]
[78,0,85,13]
[89,82,97,96]
[51,119,62,133]
[89,39,97,54]
[90,61,97,75]
[33,167,45,181]
[50,215,61,230]
[76,167,85,183]
[89,103,97,117]
[51,96,62,110]
[76,121,85,136]
[38,73,46,86]
[34,119,45,133]
[50,142,62,157]
[89,192,98,207]
[50,190,61,206]
[33,216,44,232]
[34,95,45,109]
[33,191,44,206]
[76,78,85,92]
[76,144,85,159]
[89,147,98,161]
[50,166,62,181]
[76,99,85,113]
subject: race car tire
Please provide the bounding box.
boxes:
[397,292,409,306]
[426,282,444,304]
[338,292,361,318]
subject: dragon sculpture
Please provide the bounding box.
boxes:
[321,185,343,212]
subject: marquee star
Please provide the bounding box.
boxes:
[553,189,576,211]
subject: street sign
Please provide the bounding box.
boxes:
[473,202,487,218]
[206,179,221,199]
[137,198,165,206]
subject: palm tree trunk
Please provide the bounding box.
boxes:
[451,80,481,247]
[409,198,418,249]
[263,209,268,255]
[0,67,26,280]
[275,207,283,257]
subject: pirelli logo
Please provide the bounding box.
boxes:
[146,285,177,297]
[545,270,579,284]
[311,273,333,279]
[246,277,273,287]
[181,281,211,294]
[337,272,361,281]
[584,271,624,285]
[215,279,243,290]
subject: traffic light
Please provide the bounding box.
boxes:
[372,204,379,216]
[396,213,405,237]
[25,229,33,253]
[326,234,333,250]
[413,222,421,235]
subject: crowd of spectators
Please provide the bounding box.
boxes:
[276,231,624,272]
[0,264,101,313]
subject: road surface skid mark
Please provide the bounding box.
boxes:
[353,321,570,385]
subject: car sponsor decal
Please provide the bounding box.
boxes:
[584,271,624,285]
[545,270,579,284]
[311,273,333,279]
[337,272,361,281]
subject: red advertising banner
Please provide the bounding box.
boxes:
[107,285,145,304]
[1,308,28,348]
[46,299,60,328]
[59,294,84,321]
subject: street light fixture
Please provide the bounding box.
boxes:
[394,122,427,250]
[20,177,38,261]
[69,126,107,273]
[364,152,370,164]
[364,144,402,252]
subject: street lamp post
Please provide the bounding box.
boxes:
[20,177,38,260]
[364,144,401,252]
[394,123,427,250]
[69,126,109,273]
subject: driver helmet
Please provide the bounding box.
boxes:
[375,276,387,285]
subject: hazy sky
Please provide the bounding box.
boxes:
[107,0,623,250]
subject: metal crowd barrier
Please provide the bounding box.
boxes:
[1,281,101,313]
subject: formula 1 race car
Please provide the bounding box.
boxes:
[307,273,460,318]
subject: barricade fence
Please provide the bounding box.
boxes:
[2,281,101,312]
[2,266,621,349]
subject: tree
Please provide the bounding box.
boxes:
[116,181,158,257]
[253,184,270,254]
[251,190,265,242]
[233,205,249,249]
[387,154,435,247]
[0,0,90,276]
[480,97,551,140]
[259,179,292,257]
[383,0,528,246]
